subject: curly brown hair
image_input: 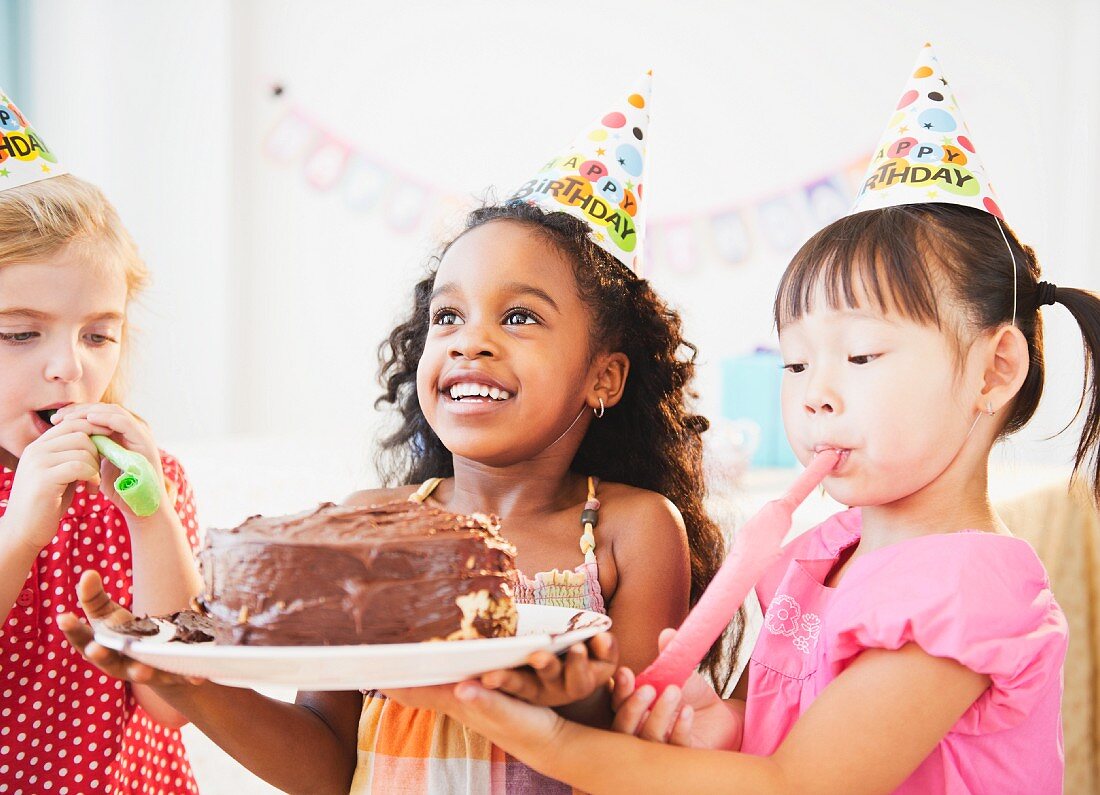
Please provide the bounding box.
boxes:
[375,202,741,683]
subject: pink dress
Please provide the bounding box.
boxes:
[744,509,1068,794]
[0,454,200,794]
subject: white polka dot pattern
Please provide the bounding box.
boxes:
[0,453,201,794]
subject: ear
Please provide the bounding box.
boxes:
[588,352,630,410]
[977,324,1030,415]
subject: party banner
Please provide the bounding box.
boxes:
[261,100,866,275]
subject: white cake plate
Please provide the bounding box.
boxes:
[93,604,612,691]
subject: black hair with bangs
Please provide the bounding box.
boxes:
[774,202,1100,502]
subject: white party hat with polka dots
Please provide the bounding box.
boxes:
[0,87,67,191]
[509,73,651,274]
[850,44,1003,219]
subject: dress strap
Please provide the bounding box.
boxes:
[408,477,444,504]
[579,476,599,563]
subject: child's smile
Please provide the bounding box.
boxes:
[440,370,516,415]
[417,221,601,466]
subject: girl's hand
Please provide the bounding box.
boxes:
[381,682,469,713]
[478,632,619,707]
[385,680,566,764]
[400,680,568,754]
[383,632,615,712]
[3,416,111,550]
[57,570,203,688]
[454,680,565,748]
[611,628,742,749]
[51,403,168,521]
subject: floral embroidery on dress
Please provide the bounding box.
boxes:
[765,594,821,654]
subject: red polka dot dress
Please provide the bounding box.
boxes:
[0,453,201,794]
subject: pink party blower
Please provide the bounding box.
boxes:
[635,449,841,693]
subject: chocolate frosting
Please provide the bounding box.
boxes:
[199,501,518,646]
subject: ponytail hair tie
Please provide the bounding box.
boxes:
[1035,281,1059,308]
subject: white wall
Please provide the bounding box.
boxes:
[26,1,234,441]
[24,0,1100,481]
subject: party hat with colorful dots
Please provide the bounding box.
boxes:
[510,73,651,273]
[0,87,66,191]
[850,44,1003,219]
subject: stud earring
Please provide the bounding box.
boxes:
[593,398,605,419]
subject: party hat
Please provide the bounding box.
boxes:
[0,87,65,191]
[850,44,1003,220]
[510,73,650,273]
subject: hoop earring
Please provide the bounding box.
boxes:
[593,398,605,419]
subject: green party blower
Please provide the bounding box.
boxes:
[91,436,161,517]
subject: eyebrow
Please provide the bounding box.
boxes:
[429,282,561,313]
[500,282,560,312]
[0,308,49,320]
[0,308,124,322]
[429,283,459,303]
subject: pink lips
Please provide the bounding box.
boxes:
[30,411,52,434]
[439,369,516,417]
[441,390,511,415]
[812,446,851,471]
[29,402,72,435]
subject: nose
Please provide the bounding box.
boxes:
[448,320,498,360]
[804,393,836,415]
[803,371,841,416]
[44,338,83,384]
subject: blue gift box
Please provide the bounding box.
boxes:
[720,349,797,467]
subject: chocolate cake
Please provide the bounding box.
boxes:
[197,501,518,646]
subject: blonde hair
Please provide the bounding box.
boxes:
[0,174,147,402]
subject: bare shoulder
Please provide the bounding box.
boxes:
[595,482,691,617]
[596,481,688,556]
[598,481,686,528]
[342,485,419,507]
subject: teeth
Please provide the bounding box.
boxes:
[447,382,512,401]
